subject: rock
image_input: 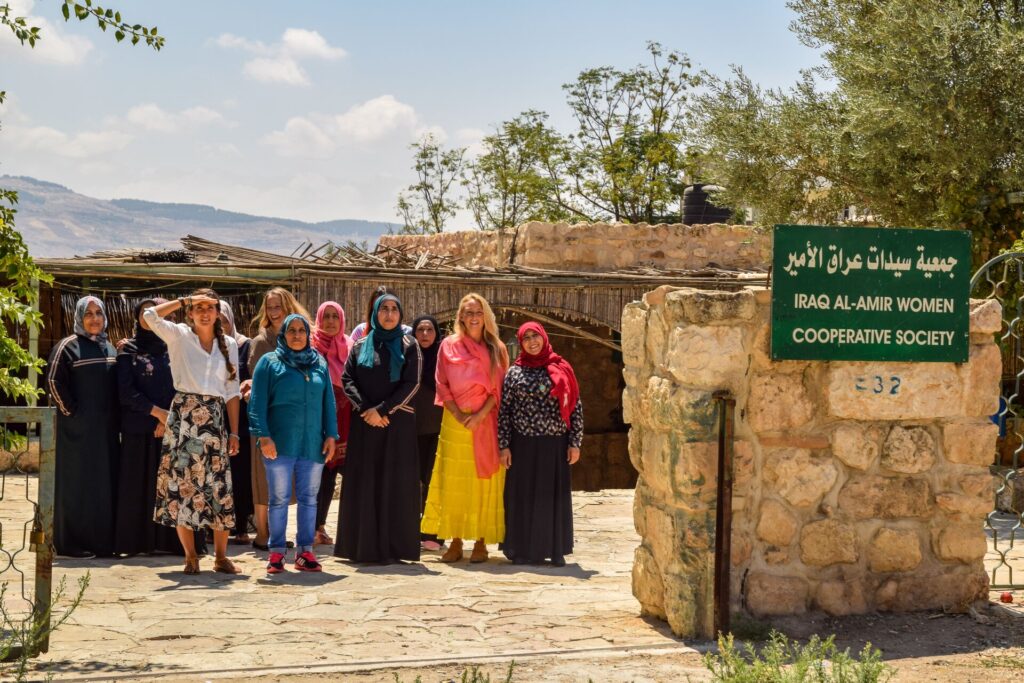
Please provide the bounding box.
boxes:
[826,362,962,420]
[748,374,815,433]
[799,520,858,567]
[666,325,746,390]
[868,528,922,572]
[635,377,717,438]
[960,473,996,499]
[815,581,868,616]
[969,299,1003,334]
[943,420,998,467]
[765,548,790,565]
[746,573,808,616]
[665,288,756,325]
[877,570,989,612]
[838,476,932,519]
[763,449,839,509]
[641,285,680,307]
[645,306,670,370]
[758,434,830,449]
[731,530,752,567]
[751,324,810,373]
[832,425,882,471]
[881,426,936,474]
[932,522,987,563]
[621,303,649,368]
[632,545,665,619]
[960,344,1001,417]
[935,493,990,518]
[756,499,798,546]
[733,441,755,492]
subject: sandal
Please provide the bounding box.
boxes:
[213,557,241,574]
[183,556,200,575]
[314,529,334,546]
[440,538,463,563]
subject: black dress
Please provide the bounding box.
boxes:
[498,365,583,564]
[413,348,443,543]
[232,338,254,537]
[47,334,120,557]
[335,335,422,563]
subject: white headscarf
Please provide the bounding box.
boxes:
[73,295,108,344]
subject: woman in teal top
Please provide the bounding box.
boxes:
[249,313,338,573]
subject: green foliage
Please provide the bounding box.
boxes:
[692,0,1024,264]
[704,631,893,683]
[1,2,163,49]
[391,661,516,683]
[396,134,467,234]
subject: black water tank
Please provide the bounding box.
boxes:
[682,184,733,224]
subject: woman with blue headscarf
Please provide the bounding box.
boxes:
[335,293,423,563]
[46,295,120,557]
[248,314,338,574]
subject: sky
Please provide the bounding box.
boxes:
[0,0,823,227]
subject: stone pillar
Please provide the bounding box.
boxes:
[625,289,1000,637]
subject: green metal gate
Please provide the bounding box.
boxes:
[971,253,1024,589]
[0,406,56,659]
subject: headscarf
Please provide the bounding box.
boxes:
[275,313,321,373]
[219,300,249,346]
[130,297,167,356]
[411,315,442,391]
[73,295,108,344]
[515,322,580,428]
[311,301,352,386]
[356,294,405,381]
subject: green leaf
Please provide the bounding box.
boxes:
[62,3,70,21]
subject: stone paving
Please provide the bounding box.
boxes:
[0,477,693,681]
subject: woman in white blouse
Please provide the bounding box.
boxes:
[143,288,243,575]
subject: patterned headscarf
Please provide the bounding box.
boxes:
[275,313,321,372]
[73,295,108,344]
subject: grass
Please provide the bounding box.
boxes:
[393,660,516,683]
[980,653,1024,670]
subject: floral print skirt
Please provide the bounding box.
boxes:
[154,392,235,531]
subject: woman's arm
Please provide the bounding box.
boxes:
[247,355,272,440]
[226,396,240,456]
[46,338,76,417]
[377,341,422,415]
[115,353,156,418]
[496,371,514,450]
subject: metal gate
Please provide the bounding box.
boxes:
[0,406,56,659]
[970,253,1024,589]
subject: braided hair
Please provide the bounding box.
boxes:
[191,288,237,380]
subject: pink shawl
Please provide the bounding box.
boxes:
[435,335,504,479]
[311,301,352,387]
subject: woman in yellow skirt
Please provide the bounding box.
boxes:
[421,293,509,562]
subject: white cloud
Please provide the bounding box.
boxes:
[215,28,346,86]
[263,117,336,158]
[334,95,420,143]
[3,123,131,159]
[0,0,93,65]
[124,103,231,133]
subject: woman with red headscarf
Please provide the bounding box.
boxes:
[498,322,583,567]
[310,301,353,545]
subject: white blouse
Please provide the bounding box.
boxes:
[143,307,241,401]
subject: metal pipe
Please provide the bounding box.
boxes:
[713,390,736,637]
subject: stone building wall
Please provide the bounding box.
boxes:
[622,285,1001,638]
[379,221,771,272]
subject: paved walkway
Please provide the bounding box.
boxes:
[0,478,691,681]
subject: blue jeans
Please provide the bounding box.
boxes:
[264,455,324,554]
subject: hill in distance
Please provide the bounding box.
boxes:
[2,176,398,258]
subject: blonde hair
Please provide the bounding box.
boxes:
[253,287,311,333]
[455,293,509,374]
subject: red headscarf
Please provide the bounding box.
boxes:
[514,322,580,428]
[311,301,352,386]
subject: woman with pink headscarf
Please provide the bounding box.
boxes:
[310,301,353,545]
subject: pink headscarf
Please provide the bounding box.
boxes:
[311,301,352,386]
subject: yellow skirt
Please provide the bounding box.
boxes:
[421,410,505,543]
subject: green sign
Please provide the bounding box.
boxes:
[771,225,970,362]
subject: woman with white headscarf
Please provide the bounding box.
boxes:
[47,295,120,557]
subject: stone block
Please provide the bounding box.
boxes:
[758,434,830,449]
[868,527,922,572]
[666,325,746,390]
[832,424,882,471]
[746,573,808,616]
[748,374,815,433]
[645,307,670,370]
[838,476,932,519]
[881,426,936,474]
[960,472,996,499]
[765,548,790,564]
[751,324,810,373]
[763,449,839,509]
[961,344,1001,417]
[800,519,858,567]
[745,286,771,305]
[815,581,868,616]
[644,504,678,569]
[826,362,962,420]
[633,486,648,537]
[932,522,987,563]
[733,441,754,492]
[671,441,719,506]
[756,499,798,546]
[642,285,681,307]
[876,570,988,612]
[969,299,1003,334]
[935,492,990,518]
[636,377,717,439]
[731,531,752,567]
[621,303,648,368]
[942,420,998,466]
[632,545,666,620]
[664,289,756,325]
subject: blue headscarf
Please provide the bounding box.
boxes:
[276,313,321,373]
[356,294,405,381]
[74,295,108,344]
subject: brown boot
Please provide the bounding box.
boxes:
[440,538,463,563]
[470,539,488,563]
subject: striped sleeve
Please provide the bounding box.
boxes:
[46,336,76,416]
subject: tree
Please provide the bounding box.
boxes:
[395,134,466,234]
[692,0,1024,262]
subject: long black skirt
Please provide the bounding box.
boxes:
[115,433,203,555]
[230,433,254,536]
[502,432,574,563]
[335,412,420,563]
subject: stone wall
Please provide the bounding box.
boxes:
[622,286,1001,638]
[379,221,771,273]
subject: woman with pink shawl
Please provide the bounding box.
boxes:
[421,293,509,563]
[310,301,353,545]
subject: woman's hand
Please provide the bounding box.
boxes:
[239,380,253,402]
[567,447,580,465]
[259,436,278,460]
[463,410,485,432]
[228,435,240,456]
[153,423,166,439]
[189,294,220,307]
[322,436,337,459]
[115,337,131,351]
[362,408,389,428]
[499,448,512,469]
[151,407,169,425]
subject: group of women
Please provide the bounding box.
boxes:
[46,285,584,574]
